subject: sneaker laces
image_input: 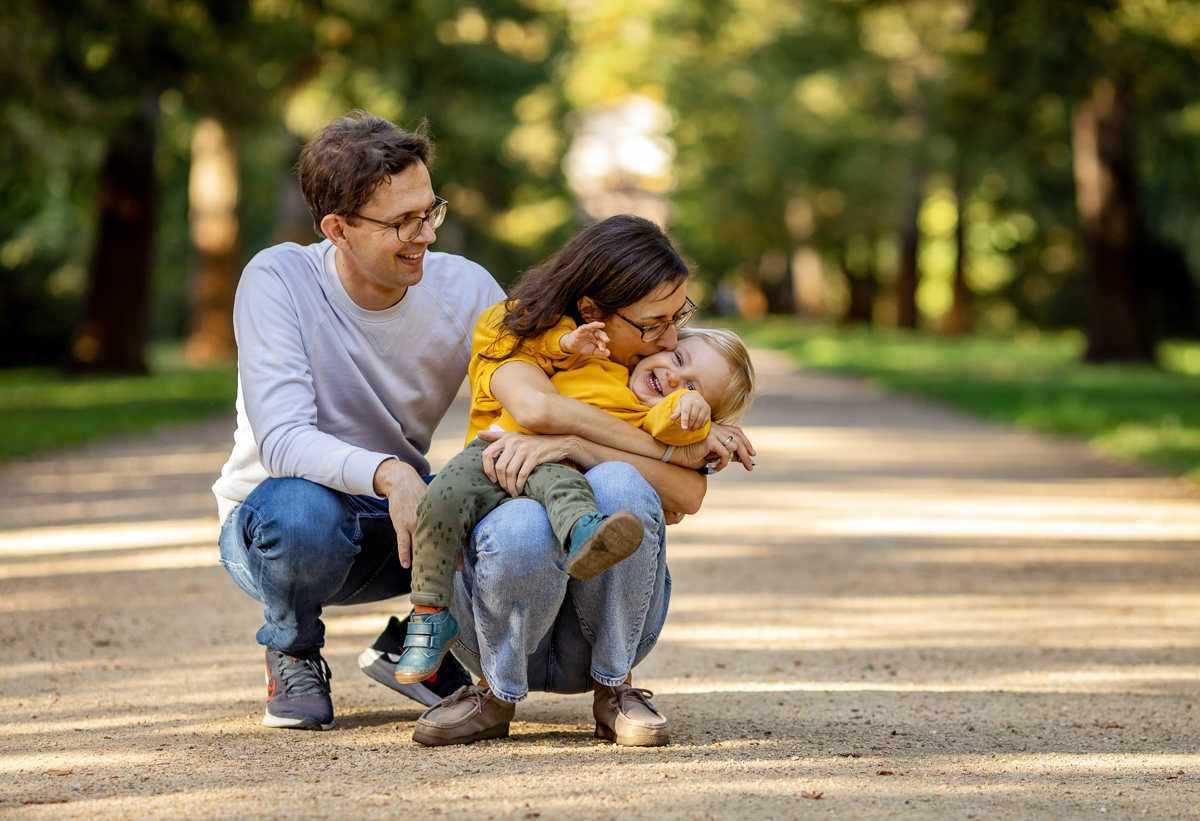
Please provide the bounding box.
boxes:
[277,652,333,697]
[609,686,656,713]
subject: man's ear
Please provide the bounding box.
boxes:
[577,296,602,322]
[320,214,348,247]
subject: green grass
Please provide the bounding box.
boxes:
[731,319,1200,483]
[0,347,236,462]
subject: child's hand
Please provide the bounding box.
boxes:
[669,391,710,432]
[559,322,610,357]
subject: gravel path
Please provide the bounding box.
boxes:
[3,351,1199,820]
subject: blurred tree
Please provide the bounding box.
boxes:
[970,0,1200,361]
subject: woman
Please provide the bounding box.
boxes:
[410,215,754,747]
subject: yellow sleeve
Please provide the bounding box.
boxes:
[465,303,580,443]
[641,389,710,446]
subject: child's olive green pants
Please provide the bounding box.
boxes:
[410,437,599,608]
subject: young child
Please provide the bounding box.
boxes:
[392,312,755,684]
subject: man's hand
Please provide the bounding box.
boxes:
[559,321,610,357]
[372,458,431,570]
[669,391,711,432]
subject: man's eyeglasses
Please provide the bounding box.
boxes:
[347,196,448,243]
[611,297,698,342]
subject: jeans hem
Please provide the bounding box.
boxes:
[590,670,628,688]
[487,686,527,704]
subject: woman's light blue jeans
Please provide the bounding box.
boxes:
[217,462,670,701]
[448,461,671,703]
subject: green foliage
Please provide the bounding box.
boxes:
[0,349,236,462]
[734,318,1200,481]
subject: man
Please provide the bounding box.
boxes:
[214,111,505,729]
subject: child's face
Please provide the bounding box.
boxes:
[628,336,733,411]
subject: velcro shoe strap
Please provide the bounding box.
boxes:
[407,622,438,636]
[403,634,437,649]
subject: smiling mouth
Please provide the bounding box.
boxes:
[648,372,663,396]
[398,251,423,260]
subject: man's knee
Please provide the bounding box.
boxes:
[240,478,356,572]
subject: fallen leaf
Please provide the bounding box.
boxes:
[876,770,895,776]
[799,790,823,799]
[1094,722,1125,729]
[42,770,73,777]
[23,799,68,805]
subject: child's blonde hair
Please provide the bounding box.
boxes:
[677,327,755,424]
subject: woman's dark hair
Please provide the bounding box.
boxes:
[485,215,692,361]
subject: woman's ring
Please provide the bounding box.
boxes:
[723,435,734,446]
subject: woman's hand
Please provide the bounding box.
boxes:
[476,429,577,496]
[670,423,756,473]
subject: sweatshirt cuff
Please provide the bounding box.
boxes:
[342,449,397,498]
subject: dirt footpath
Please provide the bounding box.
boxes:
[3,351,1200,820]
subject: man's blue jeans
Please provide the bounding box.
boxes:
[218,462,670,698]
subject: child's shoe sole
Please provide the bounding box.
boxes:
[566,511,643,580]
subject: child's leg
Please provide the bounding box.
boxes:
[410,439,510,609]
[521,465,644,581]
[399,440,509,684]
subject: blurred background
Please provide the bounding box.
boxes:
[2,0,1199,476]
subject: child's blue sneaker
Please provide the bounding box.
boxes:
[565,511,644,581]
[394,608,459,684]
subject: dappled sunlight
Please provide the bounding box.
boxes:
[645,666,1200,696]
[680,478,1200,541]
[0,519,217,556]
[0,547,217,580]
[663,591,1200,651]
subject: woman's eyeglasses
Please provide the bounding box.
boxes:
[610,297,697,342]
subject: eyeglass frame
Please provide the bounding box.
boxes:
[610,296,698,342]
[346,196,449,243]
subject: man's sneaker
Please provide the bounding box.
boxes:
[358,614,474,707]
[263,648,334,730]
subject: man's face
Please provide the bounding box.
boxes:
[330,162,437,309]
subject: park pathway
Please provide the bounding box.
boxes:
[2,351,1200,820]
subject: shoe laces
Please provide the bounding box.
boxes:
[276,651,332,697]
[609,686,656,713]
[438,684,491,709]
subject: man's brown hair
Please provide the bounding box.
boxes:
[297,110,435,237]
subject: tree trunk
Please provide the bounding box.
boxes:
[1072,79,1153,363]
[895,167,924,330]
[840,242,876,326]
[791,246,825,318]
[70,120,155,373]
[943,173,971,336]
[185,118,241,365]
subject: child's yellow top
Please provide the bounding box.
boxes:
[465,302,709,447]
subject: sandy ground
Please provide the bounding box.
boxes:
[2,351,1200,820]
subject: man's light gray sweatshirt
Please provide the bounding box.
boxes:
[212,239,505,523]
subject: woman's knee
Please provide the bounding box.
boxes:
[472,499,561,579]
[585,462,662,523]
